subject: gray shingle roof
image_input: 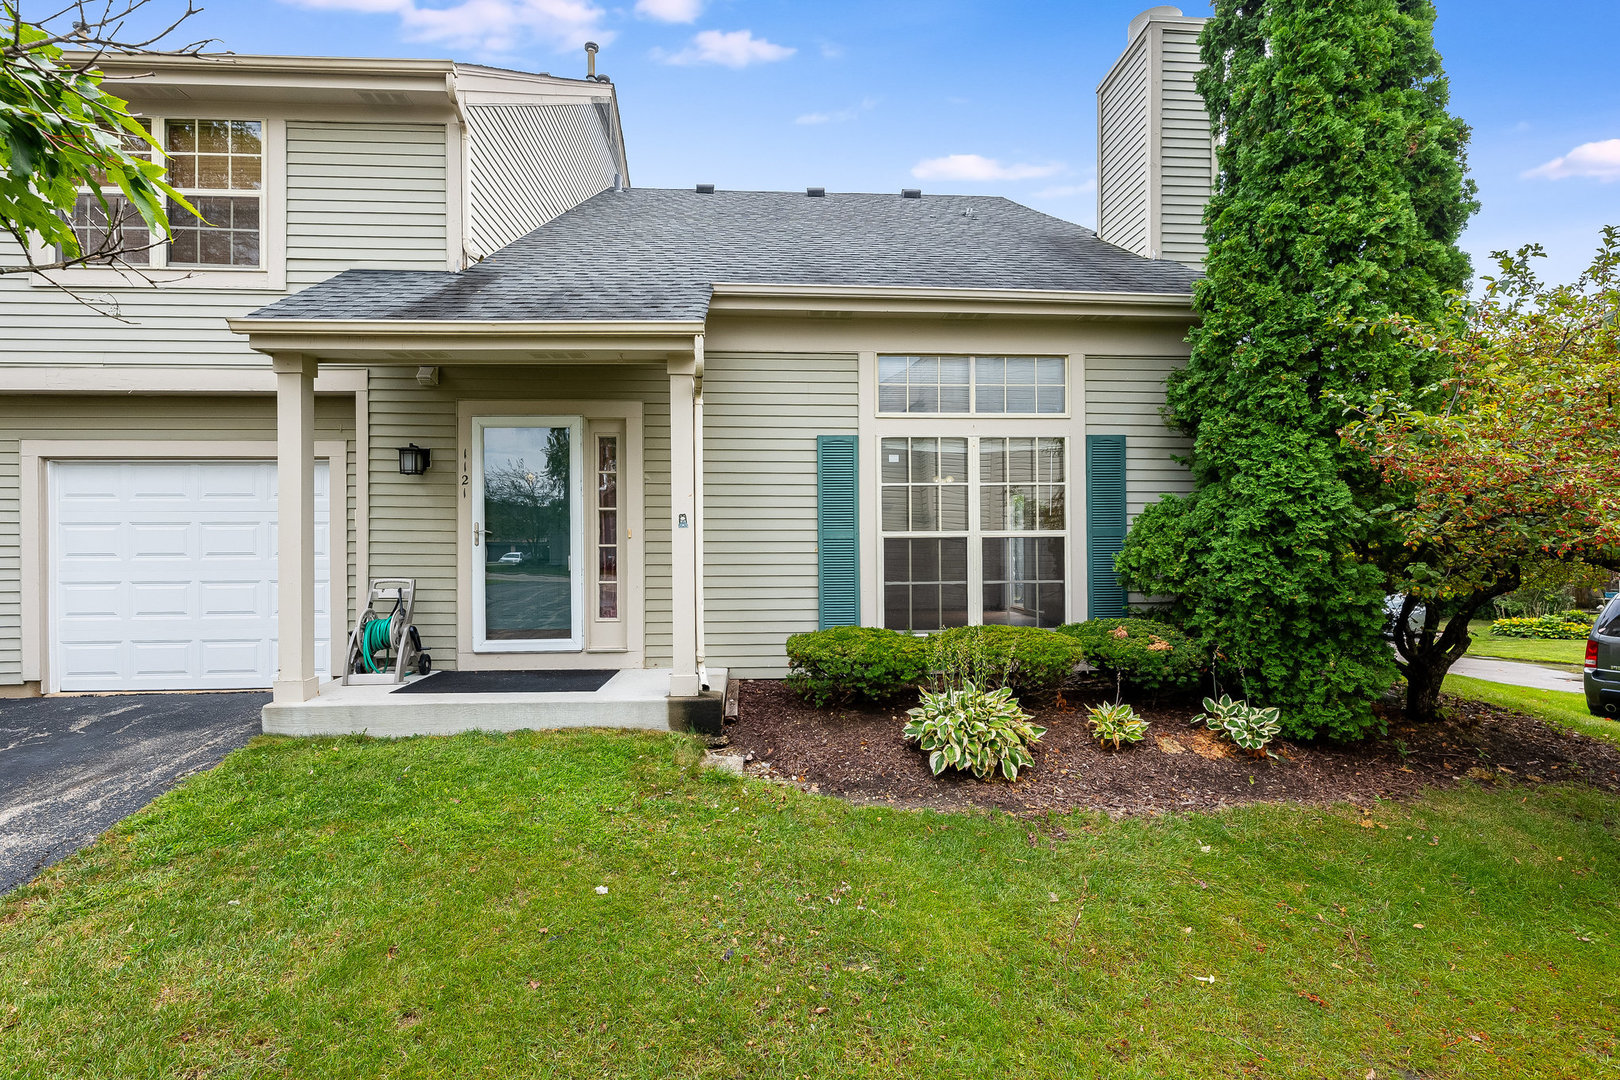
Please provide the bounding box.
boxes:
[249,187,1199,322]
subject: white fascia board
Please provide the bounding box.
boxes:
[227,318,706,358]
[707,282,1196,319]
[0,365,366,394]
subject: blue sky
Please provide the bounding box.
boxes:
[171,0,1618,285]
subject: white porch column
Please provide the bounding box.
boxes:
[273,352,321,704]
[668,352,700,697]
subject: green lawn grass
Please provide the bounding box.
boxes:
[1464,620,1588,668]
[1444,672,1620,746]
[3,731,1618,1078]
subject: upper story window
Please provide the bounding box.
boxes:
[64,116,265,271]
[164,119,263,267]
[878,355,1067,416]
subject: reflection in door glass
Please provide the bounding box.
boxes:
[483,425,572,640]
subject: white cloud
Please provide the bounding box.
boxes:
[795,97,877,126]
[659,28,795,68]
[817,39,845,59]
[1523,139,1620,182]
[911,154,1064,182]
[634,0,700,22]
[1032,181,1096,199]
[281,0,611,53]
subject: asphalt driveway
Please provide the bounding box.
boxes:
[0,693,266,893]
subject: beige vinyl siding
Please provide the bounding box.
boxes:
[0,396,356,686]
[1097,36,1151,257]
[701,352,859,679]
[1084,355,1193,521]
[1157,25,1213,269]
[365,365,671,667]
[464,103,619,259]
[0,120,448,369]
[286,121,448,287]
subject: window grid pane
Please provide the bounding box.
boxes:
[880,355,1064,415]
[67,194,151,265]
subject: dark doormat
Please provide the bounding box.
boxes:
[391,669,617,694]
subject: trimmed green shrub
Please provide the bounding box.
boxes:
[903,682,1046,781]
[1490,614,1593,640]
[1056,618,1203,692]
[928,625,1085,698]
[785,627,929,707]
[1086,701,1149,749]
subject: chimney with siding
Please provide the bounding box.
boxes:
[1095,6,1212,269]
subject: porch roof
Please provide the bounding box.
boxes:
[243,188,1199,325]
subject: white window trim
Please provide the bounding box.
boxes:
[454,399,645,671]
[874,353,1072,420]
[27,115,287,291]
[876,433,1071,631]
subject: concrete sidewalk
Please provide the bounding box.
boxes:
[1449,656,1584,694]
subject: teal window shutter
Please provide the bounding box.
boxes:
[816,435,860,628]
[1086,434,1128,618]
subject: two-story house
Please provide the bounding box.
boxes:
[1,7,1213,736]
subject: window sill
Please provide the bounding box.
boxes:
[26,265,285,292]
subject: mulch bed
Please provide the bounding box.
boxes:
[724,678,1620,816]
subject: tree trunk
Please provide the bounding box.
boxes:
[1403,650,1451,723]
[1395,580,1520,722]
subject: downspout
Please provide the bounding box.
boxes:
[693,333,708,691]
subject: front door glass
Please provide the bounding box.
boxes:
[478,421,580,647]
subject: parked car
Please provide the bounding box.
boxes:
[1382,594,1429,646]
[497,551,524,566]
[1585,594,1620,717]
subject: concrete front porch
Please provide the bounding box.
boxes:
[261,668,726,738]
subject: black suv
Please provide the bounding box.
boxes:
[1586,594,1620,718]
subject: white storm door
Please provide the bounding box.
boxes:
[471,417,585,652]
[50,459,332,691]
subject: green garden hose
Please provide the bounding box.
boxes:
[361,615,394,674]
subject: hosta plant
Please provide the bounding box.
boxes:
[1086,701,1149,749]
[903,682,1047,781]
[1195,695,1283,758]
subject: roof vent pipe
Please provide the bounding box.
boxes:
[901,188,922,199]
[584,41,598,78]
[806,186,825,197]
[696,183,715,194]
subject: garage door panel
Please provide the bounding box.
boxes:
[59,524,121,560]
[197,522,265,559]
[199,639,266,678]
[129,523,193,560]
[130,581,192,618]
[51,460,333,692]
[199,580,263,618]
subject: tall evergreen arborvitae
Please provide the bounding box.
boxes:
[1116,0,1477,739]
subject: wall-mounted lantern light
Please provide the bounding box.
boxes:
[397,443,431,475]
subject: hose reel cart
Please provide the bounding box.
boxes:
[343,578,431,685]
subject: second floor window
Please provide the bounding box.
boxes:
[165,119,263,267]
[65,116,264,271]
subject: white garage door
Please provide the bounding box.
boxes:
[50,460,333,692]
